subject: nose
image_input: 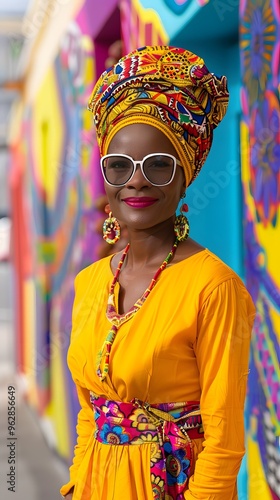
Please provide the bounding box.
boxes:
[125,163,151,189]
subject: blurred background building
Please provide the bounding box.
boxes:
[0,0,279,499]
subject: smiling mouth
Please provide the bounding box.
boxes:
[122,197,158,208]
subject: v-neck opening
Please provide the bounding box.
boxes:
[108,249,207,317]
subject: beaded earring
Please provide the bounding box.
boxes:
[174,202,190,241]
[103,211,121,244]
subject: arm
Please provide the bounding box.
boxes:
[60,272,95,497]
[60,384,95,497]
[185,278,255,499]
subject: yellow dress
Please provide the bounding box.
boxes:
[60,249,255,500]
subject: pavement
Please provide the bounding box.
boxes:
[0,262,69,500]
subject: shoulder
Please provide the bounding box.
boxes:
[173,246,253,307]
[196,249,241,283]
[193,249,255,315]
[175,246,240,285]
[74,254,113,290]
[194,248,245,290]
[175,239,239,285]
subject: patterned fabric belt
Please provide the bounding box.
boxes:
[90,393,204,500]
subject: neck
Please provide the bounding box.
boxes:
[123,219,177,269]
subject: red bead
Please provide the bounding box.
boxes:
[181,203,189,213]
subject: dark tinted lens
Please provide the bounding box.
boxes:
[143,155,175,185]
[102,156,133,185]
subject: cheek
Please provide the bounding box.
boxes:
[178,168,186,192]
[170,172,185,201]
[104,186,123,216]
[104,185,117,201]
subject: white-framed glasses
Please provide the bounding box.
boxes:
[100,153,182,187]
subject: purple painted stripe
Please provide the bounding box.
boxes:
[76,0,120,38]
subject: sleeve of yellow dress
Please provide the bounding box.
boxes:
[60,384,95,497]
[60,273,95,497]
[185,278,255,500]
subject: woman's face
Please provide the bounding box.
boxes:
[104,123,186,232]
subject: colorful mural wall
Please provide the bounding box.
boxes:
[47,24,97,459]
[121,0,168,50]
[121,0,209,51]
[240,0,280,498]
[9,0,279,497]
[10,2,99,461]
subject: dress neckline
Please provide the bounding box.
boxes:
[96,238,180,381]
[108,247,207,279]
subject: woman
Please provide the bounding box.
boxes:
[60,46,255,500]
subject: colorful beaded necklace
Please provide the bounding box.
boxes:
[96,237,180,381]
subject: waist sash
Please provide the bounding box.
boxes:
[90,393,204,499]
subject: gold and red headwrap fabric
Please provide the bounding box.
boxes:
[88,46,229,186]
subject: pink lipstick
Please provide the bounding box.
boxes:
[122,197,158,208]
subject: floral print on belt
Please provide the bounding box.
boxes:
[90,394,204,500]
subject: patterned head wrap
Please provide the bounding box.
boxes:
[88,45,229,186]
